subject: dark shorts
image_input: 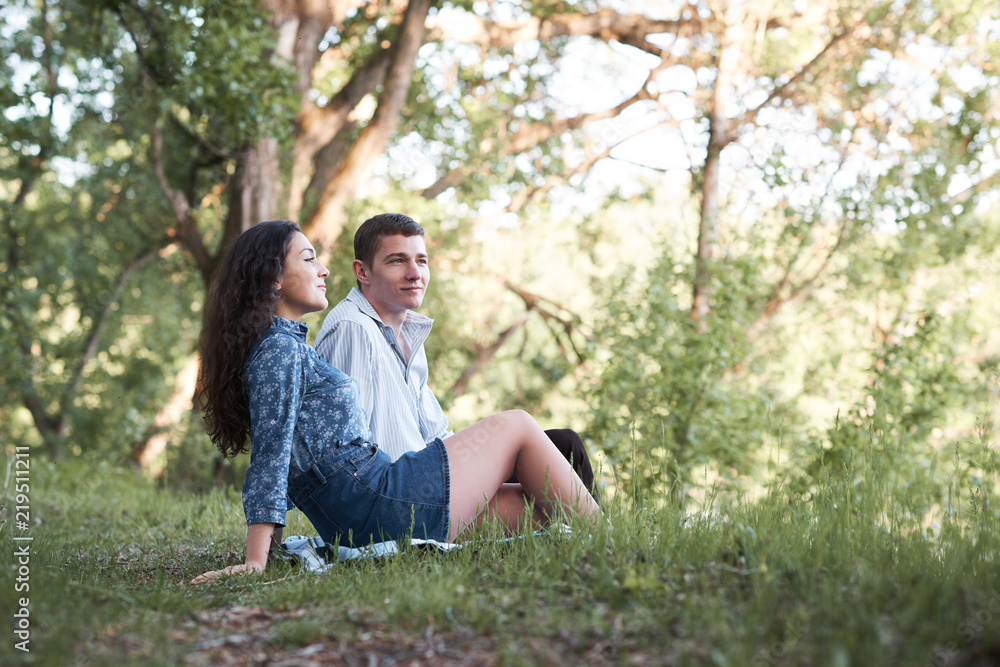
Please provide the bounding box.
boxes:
[288,438,451,547]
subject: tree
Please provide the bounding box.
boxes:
[1,0,294,456]
[584,0,1000,493]
[2,0,708,463]
[3,0,997,494]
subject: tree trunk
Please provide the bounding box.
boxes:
[133,354,200,472]
[692,0,744,324]
[140,2,339,461]
[224,141,279,239]
[222,1,334,240]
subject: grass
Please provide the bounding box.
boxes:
[2,438,999,666]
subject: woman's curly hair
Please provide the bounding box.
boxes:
[198,220,299,458]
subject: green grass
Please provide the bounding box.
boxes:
[2,444,999,666]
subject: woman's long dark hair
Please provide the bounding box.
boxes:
[198,220,300,457]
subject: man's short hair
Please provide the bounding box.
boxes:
[354,213,425,268]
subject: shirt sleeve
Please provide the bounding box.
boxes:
[242,333,305,526]
[420,381,453,442]
[315,321,377,435]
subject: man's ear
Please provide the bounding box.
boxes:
[352,259,369,286]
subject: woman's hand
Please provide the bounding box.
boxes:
[190,561,265,585]
[190,522,276,585]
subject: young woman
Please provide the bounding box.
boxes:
[192,221,600,582]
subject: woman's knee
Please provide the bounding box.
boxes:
[497,409,534,433]
[477,410,531,439]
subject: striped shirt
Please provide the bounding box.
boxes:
[314,288,452,462]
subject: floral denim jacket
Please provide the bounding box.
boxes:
[242,316,371,526]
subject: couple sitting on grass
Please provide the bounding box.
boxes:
[192,214,602,583]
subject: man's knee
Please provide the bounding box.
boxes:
[544,428,585,459]
[544,428,594,489]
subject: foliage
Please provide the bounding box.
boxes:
[0,0,295,455]
[587,236,796,495]
[804,315,988,485]
[585,188,1000,500]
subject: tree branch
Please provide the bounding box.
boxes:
[449,308,534,399]
[289,48,393,220]
[304,0,432,246]
[168,110,238,161]
[508,90,655,155]
[505,281,591,348]
[497,131,624,215]
[150,116,213,279]
[421,68,662,200]
[447,278,592,398]
[735,19,859,133]
[424,7,703,51]
[58,242,177,435]
[748,186,852,339]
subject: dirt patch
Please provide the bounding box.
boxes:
[176,604,500,666]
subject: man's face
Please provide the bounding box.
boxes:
[356,234,429,320]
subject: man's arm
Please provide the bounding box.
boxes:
[419,381,453,442]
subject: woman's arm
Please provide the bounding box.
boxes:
[190,522,276,584]
[192,334,303,584]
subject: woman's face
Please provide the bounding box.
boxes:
[274,232,330,321]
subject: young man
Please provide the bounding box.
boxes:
[315,213,597,496]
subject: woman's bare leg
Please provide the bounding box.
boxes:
[443,410,600,540]
[469,484,545,535]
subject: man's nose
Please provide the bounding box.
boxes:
[404,261,422,279]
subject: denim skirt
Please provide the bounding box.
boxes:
[287,438,451,547]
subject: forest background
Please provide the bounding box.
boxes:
[2,0,1000,513]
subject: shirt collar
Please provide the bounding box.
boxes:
[344,287,433,330]
[271,315,309,340]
